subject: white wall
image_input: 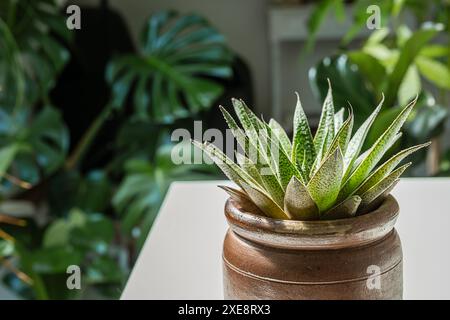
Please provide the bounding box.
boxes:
[73,0,272,115]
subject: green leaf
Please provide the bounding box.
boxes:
[305,0,335,52]
[398,65,421,106]
[284,176,319,220]
[0,240,14,257]
[43,208,86,248]
[360,163,410,206]
[334,108,345,133]
[309,55,376,126]
[384,24,441,107]
[348,51,387,93]
[323,196,361,220]
[0,144,18,177]
[340,97,416,199]
[292,92,315,174]
[192,141,260,190]
[307,147,344,213]
[419,45,449,58]
[106,11,233,123]
[344,96,384,171]
[314,82,335,155]
[240,183,290,220]
[416,56,450,89]
[356,142,430,194]
[29,247,83,274]
[328,109,353,156]
[269,118,291,156]
[219,185,265,216]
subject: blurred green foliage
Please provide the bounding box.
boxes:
[308,1,450,175]
[0,2,230,299]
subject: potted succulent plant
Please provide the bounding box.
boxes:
[193,83,429,300]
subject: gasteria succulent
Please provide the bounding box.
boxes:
[193,84,430,220]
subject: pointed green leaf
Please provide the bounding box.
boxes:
[344,95,384,169]
[334,108,345,134]
[241,183,290,220]
[262,130,304,188]
[307,147,344,213]
[219,105,247,153]
[292,92,315,173]
[192,141,260,188]
[218,185,266,216]
[323,196,361,220]
[269,118,291,155]
[284,176,319,220]
[360,163,410,206]
[358,180,399,215]
[313,82,335,154]
[340,97,416,199]
[356,142,430,194]
[328,109,354,156]
[235,152,264,186]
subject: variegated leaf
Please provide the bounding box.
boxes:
[235,152,264,186]
[307,147,344,213]
[344,95,384,169]
[313,82,335,155]
[359,163,410,206]
[340,97,416,200]
[357,180,399,215]
[323,196,361,220]
[241,183,290,220]
[327,109,354,157]
[334,108,345,134]
[262,130,305,188]
[218,185,266,216]
[269,118,291,155]
[292,92,315,174]
[356,142,430,194]
[192,141,260,188]
[284,176,319,220]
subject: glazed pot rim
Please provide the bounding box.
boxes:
[224,195,399,249]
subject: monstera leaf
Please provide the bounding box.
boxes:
[0,0,70,109]
[0,106,69,187]
[309,54,377,125]
[106,10,233,123]
[113,142,219,248]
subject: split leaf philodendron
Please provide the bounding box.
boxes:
[193,83,430,220]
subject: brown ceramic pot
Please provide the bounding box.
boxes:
[223,195,403,300]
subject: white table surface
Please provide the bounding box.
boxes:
[121,178,450,300]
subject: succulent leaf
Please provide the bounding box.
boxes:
[269,118,292,155]
[323,196,361,220]
[284,176,319,220]
[218,185,266,216]
[192,141,260,188]
[307,147,344,213]
[334,108,345,134]
[340,96,416,200]
[241,183,290,219]
[198,87,427,221]
[344,95,384,171]
[359,163,411,206]
[313,83,335,155]
[292,92,315,174]
[356,142,430,194]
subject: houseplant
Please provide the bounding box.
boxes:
[193,83,428,299]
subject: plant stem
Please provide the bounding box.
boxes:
[65,104,115,170]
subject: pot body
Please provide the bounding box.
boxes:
[223,196,403,300]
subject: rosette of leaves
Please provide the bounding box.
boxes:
[193,84,429,220]
[107,10,233,124]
